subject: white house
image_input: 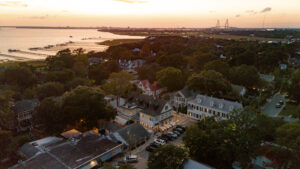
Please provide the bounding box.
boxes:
[173,87,195,108]
[128,93,173,130]
[187,94,243,120]
[137,80,167,98]
[118,59,146,70]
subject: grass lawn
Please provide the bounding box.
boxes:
[280,103,299,118]
[98,39,144,46]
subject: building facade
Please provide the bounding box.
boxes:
[187,94,243,120]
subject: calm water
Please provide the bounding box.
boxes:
[0,28,143,61]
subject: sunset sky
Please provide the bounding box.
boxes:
[0,0,300,28]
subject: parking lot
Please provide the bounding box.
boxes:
[132,113,197,169]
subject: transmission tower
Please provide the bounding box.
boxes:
[224,19,229,29]
[216,20,220,29]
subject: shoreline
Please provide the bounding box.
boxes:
[0,34,145,63]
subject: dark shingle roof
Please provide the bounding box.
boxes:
[114,123,150,146]
[128,93,167,116]
[179,87,194,98]
[98,121,122,133]
[12,99,39,114]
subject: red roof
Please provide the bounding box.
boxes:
[140,80,161,91]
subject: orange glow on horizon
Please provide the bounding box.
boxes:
[0,0,299,28]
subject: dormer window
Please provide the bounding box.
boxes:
[219,103,224,109]
[229,105,234,111]
[165,105,169,110]
[210,101,214,107]
[197,98,202,104]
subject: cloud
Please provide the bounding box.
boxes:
[0,1,28,7]
[61,10,69,13]
[261,7,272,13]
[235,14,241,18]
[245,10,257,15]
[114,0,147,3]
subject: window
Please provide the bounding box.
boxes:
[161,115,164,119]
[165,105,169,110]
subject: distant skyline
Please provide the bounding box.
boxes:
[1,0,300,28]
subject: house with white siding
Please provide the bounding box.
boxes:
[128,93,173,130]
[187,94,243,120]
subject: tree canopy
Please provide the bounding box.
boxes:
[148,144,189,169]
[156,67,184,91]
[289,69,300,102]
[61,86,116,130]
[187,70,231,96]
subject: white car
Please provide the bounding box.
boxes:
[154,138,166,145]
[167,132,178,138]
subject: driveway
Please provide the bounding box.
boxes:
[261,93,286,117]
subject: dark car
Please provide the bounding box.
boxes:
[146,145,157,152]
[158,136,169,142]
[279,100,284,105]
[118,155,138,164]
[174,128,184,133]
[150,142,161,148]
[276,103,282,108]
[176,125,186,131]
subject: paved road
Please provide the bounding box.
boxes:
[261,93,286,117]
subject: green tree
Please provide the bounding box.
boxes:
[157,53,187,69]
[88,60,120,84]
[204,60,230,78]
[34,97,63,134]
[156,67,184,91]
[62,86,116,129]
[2,65,36,88]
[137,63,162,83]
[37,82,65,100]
[45,69,74,83]
[102,72,133,106]
[148,144,189,169]
[229,65,261,88]
[0,130,12,158]
[183,107,267,169]
[187,70,231,96]
[140,43,150,57]
[274,122,300,168]
[289,69,300,102]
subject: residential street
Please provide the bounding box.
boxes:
[261,93,286,117]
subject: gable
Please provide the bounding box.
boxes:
[161,102,172,113]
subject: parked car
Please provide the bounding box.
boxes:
[276,103,282,108]
[119,155,138,164]
[154,138,166,145]
[146,145,157,152]
[167,132,178,139]
[172,130,181,136]
[174,128,184,134]
[150,142,161,148]
[279,100,284,105]
[176,125,187,131]
[158,135,169,142]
